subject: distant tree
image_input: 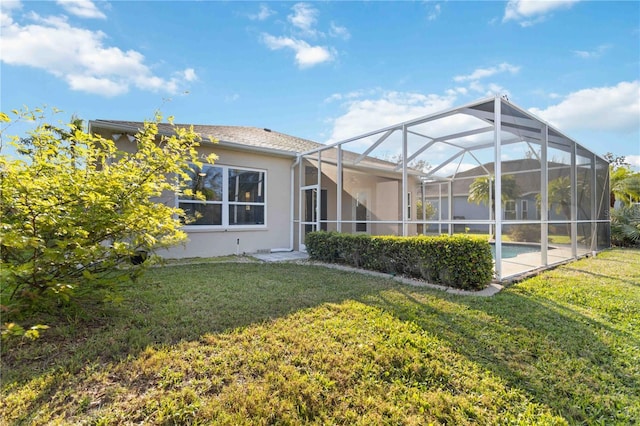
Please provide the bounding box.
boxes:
[545,176,572,220]
[609,165,640,208]
[611,205,640,247]
[467,175,520,214]
[467,175,520,238]
[384,153,431,174]
[0,107,216,340]
[603,152,630,170]
[416,199,437,220]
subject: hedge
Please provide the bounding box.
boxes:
[305,232,493,290]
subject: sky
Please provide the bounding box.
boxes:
[1,0,639,169]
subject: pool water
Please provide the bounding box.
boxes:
[490,243,541,259]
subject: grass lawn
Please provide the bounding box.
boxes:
[2,249,639,425]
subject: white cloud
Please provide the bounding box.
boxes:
[67,74,128,95]
[529,81,640,133]
[261,33,334,68]
[0,7,195,97]
[427,4,441,21]
[326,91,458,143]
[257,2,347,68]
[329,21,350,40]
[324,89,378,103]
[182,68,197,82]
[1,0,21,12]
[56,0,106,19]
[573,44,612,59]
[503,0,580,27]
[288,2,318,35]
[436,162,477,177]
[249,4,274,21]
[627,155,640,168]
[454,63,520,82]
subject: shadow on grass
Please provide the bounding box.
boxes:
[561,266,640,287]
[363,284,639,424]
[2,258,638,424]
[1,263,392,385]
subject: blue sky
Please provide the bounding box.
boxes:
[1,0,639,168]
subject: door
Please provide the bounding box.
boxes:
[353,189,371,233]
[300,187,327,250]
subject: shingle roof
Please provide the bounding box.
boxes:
[91,120,322,154]
[89,119,404,173]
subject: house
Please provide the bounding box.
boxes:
[89,96,610,280]
[88,120,422,259]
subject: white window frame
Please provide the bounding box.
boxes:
[178,163,267,230]
[521,199,529,220]
[504,200,516,220]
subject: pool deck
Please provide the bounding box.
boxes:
[500,246,577,279]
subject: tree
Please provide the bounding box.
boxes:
[1,107,216,338]
[467,174,520,238]
[611,205,640,247]
[467,174,520,214]
[604,153,640,208]
[383,153,431,174]
[603,152,630,169]
[546,176,572,220]
[610,166,640,208]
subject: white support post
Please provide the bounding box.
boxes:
[438,182,443,235]
[591,153,597,252]
[448,181,453,235]
[402,125,408,236]
[317,151,322,231]
[298,157,304,249]
[541,125,549,266]
[571,142,577,258]
[421,182,426,235]
[494,97,503,281]
[337,146,342,233]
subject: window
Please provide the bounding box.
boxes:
[505,200,516,220]
[179,164,266,227]
[228,168,265,226]
[407,192,412,220]
[521,200,529,220]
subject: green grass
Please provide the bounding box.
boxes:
[2,249,639,425]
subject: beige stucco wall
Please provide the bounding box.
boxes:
[166,144,294,258]
[107,131,295,258]
[293,159,420,248]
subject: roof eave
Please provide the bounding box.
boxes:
[88,120,298,158]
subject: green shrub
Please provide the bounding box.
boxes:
[305,232,493,290]
[0,107,214,338]
[508,224,541,243]
[611,205,640,247]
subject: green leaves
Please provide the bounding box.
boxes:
[1,106,214,332]
[1,323,49,341]
[306,232,493,290]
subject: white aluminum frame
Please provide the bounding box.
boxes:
[294,96,610,281]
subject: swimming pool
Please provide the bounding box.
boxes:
[490,243,542,259]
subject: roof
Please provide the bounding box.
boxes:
[90,120,323,155]
[89,119,415,176]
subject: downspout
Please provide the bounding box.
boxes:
[271,155,301,252]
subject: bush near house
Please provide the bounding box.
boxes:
[305,232,493,290]
[0,107,214,340]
